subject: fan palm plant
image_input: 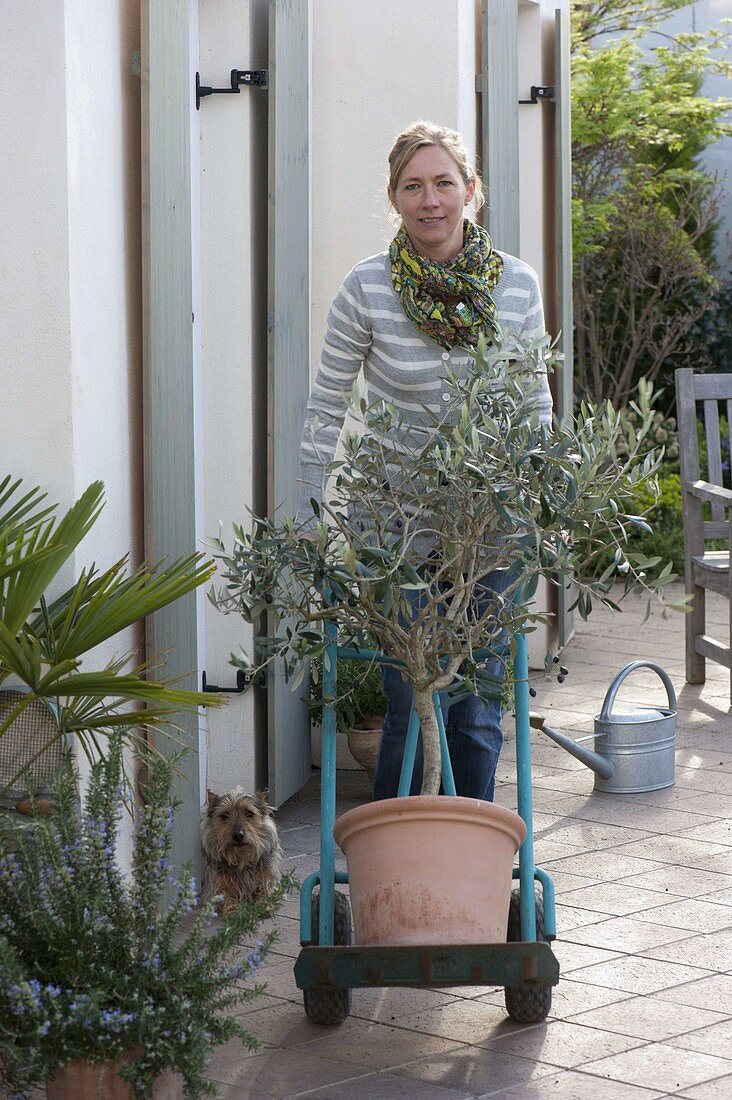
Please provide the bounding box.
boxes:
[0,476,220,792]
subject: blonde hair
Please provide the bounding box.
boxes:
[388,120,485,211]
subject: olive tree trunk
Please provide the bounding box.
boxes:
[412,686,442,796]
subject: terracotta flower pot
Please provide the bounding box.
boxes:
[45,1053,178,1099]
[345,716,383,784]
[333,795,526,947]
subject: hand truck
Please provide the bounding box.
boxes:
[294,623,559,1025]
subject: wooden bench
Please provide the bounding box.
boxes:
[676,368,732,701]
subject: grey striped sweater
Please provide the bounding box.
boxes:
[297,248,553,528]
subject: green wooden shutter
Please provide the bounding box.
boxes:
[141,0,202,878]
[480,0,520,254]
[555,5,575,647]
[267,0,312,806]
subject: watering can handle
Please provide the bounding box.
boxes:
[599,661,677,721]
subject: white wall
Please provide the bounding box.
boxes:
[2,3,75,504]
[311,0,481,367]
[1,0,143,863]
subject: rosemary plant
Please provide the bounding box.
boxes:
[0,736,291,1098]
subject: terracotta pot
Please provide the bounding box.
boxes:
[310,722,362,770]
[45,1053,178,1099]
[333,795,526,947]
[345,716,383,783]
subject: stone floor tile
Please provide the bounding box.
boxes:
[292,1070,474,1098]
[539,796,716,835]
[674,772,732,796]
[624,793,716,815]
[562,915,692,953]
[256,963,302,1003]
[653,972,732,1010]
[549,870,604,894]
[568,994,727,1041]
[529,773,599,796]
[666,1017,732,1057]
[478,1018,643,1067]
[542,977,633,1020]
[690,851,732,875]
[672,1075,732,1099]
[631,898,732,933]
[535,821,656,854]
[389,1045,558,1096]
[552,940,623,973]
[579,1042,732,1094]
[480,1068,665,1099]
[349,986,463,1023]
[555,905,608,933]
[294,1019,464,1072]
[615,865,732,898]
[205,1044,364,1096]
[542,851,664,880]
[673,749,732,770]
[641,928,732,971]
[556,883,675,916]
[227,1001,343,1048]
[532,838,591,864]
[598,835,731,866]
[676,795,732,818]
[388,1000,522,1046]
[566,954,710,993]
[231,992,293,1016]
[697,886,732,906]
[678,818,732,844]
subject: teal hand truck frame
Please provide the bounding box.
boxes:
[294,621,560,1025]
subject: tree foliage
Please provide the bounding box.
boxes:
[571,0,732,405]
[212,339,685,796]
[572,0,692,47]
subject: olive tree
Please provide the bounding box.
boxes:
[211,339,684,796]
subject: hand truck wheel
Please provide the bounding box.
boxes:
[504,886,553,1024]
[303,889,352,1025]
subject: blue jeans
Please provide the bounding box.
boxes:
[372,568,513,802]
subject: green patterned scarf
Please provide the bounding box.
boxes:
[388,220,504,351]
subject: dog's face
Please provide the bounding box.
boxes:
[203,787,278,867]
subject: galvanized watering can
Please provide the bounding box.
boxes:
[531,661,677,794]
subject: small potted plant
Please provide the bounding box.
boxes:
[0,734,291,1099]
[309,644,387,783]
[211,338,683,945]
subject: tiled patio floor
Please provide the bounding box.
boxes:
[209,584,732,1099]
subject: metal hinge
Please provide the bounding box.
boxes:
[196,69,268,110]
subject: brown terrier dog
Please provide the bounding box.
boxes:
[201,787,283,915]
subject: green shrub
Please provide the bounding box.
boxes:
[0,736,292,1098]
[309,649,387,732]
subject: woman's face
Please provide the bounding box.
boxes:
[388,144,475,262]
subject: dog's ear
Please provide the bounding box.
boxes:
[206,789,220,813]
[256,788,274,813]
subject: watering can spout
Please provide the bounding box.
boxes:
[529,713,615,781]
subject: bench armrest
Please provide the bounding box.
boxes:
[689,479,732,506]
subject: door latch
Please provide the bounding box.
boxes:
[519,85,555,105]
[196,69,268,110]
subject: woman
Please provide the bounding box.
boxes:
[297,120,553,801]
